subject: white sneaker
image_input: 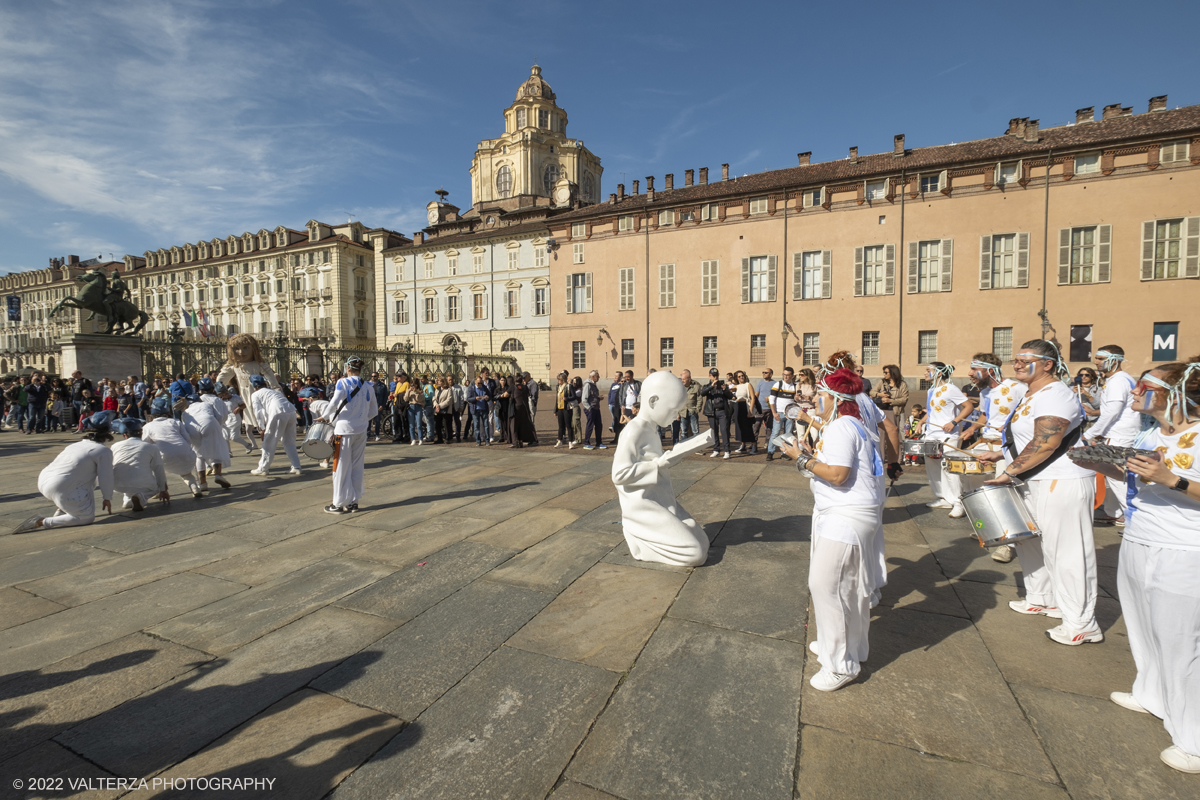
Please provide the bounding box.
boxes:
[927,500,954,509]
[808,641,819,656]
[709,450,720,458]
[1008,600,1063,618]
[1046,624,1104,646]
[810,669,856,692]
[948,504,965,519]
[554,440,563,449]
[250,468,268,476]
[991,545,1016,563]
[723,452,730,460]
[288,468,301,475]
[1160,745,1200,773]
[417,440,423,446]
[410,440,416,446]
[568,442,576,450]
[1109,691,1149,714]
[869,589,881,609]
[733,446,744,453]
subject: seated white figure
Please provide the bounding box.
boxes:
[611,371,709,567]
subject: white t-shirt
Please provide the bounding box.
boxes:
[1007,381,1090,481]
[1088,372,1142,443]
[810,416,884,513]
[925,381,968,440]
[978,379,1026,441]
[252,388,295,422]
[770,381,798,415]
[327,376,380,435]
[1124,424,1200,550]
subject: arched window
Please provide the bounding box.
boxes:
[583,172,594,201]
[515,108,527,129]
[543,164,558,194]
[47,356,55,375]
[501,338,524,352]
[495,165,513,199]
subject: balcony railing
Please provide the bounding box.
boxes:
[354,290,367,302]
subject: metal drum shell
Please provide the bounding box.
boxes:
[902,439,944,459]
[961,484,1041,548]
[944,454,996,475]
[302,422,336,460]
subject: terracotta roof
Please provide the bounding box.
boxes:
[552,104,1200,220]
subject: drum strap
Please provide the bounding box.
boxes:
[331,435,343,472]
[1003,409,1082,480]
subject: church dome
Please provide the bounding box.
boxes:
[515,65,556,103]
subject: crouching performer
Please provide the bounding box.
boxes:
[14,419,115,533]
[111,417,169,512]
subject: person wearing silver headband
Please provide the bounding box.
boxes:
[317,356,378,514]
[922,362,974,519]
[1085,344,1142,527]
[1077,357,1200,773]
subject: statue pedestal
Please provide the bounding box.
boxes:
[60,335,143,380]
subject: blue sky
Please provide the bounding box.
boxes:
[2,0,1197,274]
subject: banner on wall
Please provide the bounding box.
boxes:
[6,295,19,322]
[1152,322,1179,361]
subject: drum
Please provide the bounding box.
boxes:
[944,454,996,475]
[902,439,943,459]
[961,484,1041,548]
[302,422,336,460]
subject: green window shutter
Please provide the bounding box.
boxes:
[940,239,953,292]
[979,235,992,290]
[1016,233,1030,287]
[585,273,593,312]
[766,255,777,302]
[741,258,750,303]
[821,250,832,298]
[1141,221,1156,280]
[1186,217,1200,279]
[853,247,864,296]
[1097,225,1112,283]
[883,244,896,295]
[1058,228,1071,285]
[907,241,919,294]
[565,275,573,314]
[792,252,803,301]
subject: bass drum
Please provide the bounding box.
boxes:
[302,421,336,460]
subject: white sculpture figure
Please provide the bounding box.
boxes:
[611,371,711,566]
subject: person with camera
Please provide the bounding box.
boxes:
[701,368,734,460]
[1085,345,1142,527]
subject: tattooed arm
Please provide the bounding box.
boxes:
[984,415,1069,485]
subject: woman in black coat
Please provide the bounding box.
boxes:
[700,375,734,459]
[495,376,512,444]
[508,375,537,447]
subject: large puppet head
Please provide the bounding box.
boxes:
[226,333,264,366]
[640,371,687,427]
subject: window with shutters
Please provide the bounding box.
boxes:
[744,255,776,302]
[920,175,940,194]
[1161,140,1191,164]
[573,243,585,264]
[473,253,484,273]
[802,333,820,367]
[1069,227,1097,284]
[619,215,634,231]
[622,339,635,368]
[515,108,527,129]
[991,234,1017,288]
[863,245,886,295]
[394,261,405,281]
[538,109,550,128]
[701,260,719,305]
[394,300,409,325]
[797,251,822,299]
[496,165,513,198]
[446,294,461,322]
[1151,219,1183,279]
[656,209,673,226]
[680,210,695,222]
[918,330,938,363]
[619,267,635,311]
[424,296,438,323]
[447,256,457,276]
[749,196,768,215]
[862,332,880,365]
[979,232,1029,289]
[472,292,487,320]
[660,338,674,368]
[424,258,434,279]
[992,327,1013,362]
[572,341,586,370]
[750,334,767,367]
[567,273,592,313]
[533,287,548,316]
[703,336,718,369]
[701,203,719,221]
[866,180,887,200]
[571,223,586,238]
[997,162,1019,185]
[1075,153,1100,175]
[533,247,545,268]
[803,188,823,208]
[916,241,940,292]
[505,289,520,318]
[658,264,676,308]
[507,249,519,270]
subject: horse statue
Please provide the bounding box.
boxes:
[49,269,149,336]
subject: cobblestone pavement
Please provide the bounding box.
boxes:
[0,422,1190,799]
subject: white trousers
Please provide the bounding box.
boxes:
[332,432,367,507]
[1015,477,1098,631]
[925,435,963,506]
[225,415,254,452]
[1101,434,1136,519]
[1119,539,1200,756]
[810,535,869,676]
[258,414,300,472]
[38,474,96,530]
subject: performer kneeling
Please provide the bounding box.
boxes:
[14,419,115,533]
[249,375,302,476]
[782,368,885,692]
[111,417,169,512]
[317,357,378,514]
[142,397,204,498]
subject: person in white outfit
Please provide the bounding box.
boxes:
[142,397,204,498]
[317,356,378,514]
[978,338,1099,646]
[14,425,115,533]
[110,417,169,512]
[249,375,301,476]
[961,353,1028,563]
[922,362,974,518]
[308,397,332,469]
[218,384,255,454]
[782,368,884,692]
[185,378,231,491]
[1084,345,1142,526]
[1085,358,1200,774]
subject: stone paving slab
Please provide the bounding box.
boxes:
[794,726,1068,800]
[341,514,495,567]
[195,524,394,586]
[506,562,687,672]
[84,505,273,554]
[880,541,972,619]
[331,646,618,800]
[142,689,403,800]
[214,510,344,545]
[547,781,623,800]
[539,477,617,513]
[57,606,398,778]
[336,541,515,623]
[316,579,552,721]
[0,573,244,675]
[0,633,210,763]
[0,543,119,588]
[148,557,396,655]
[0,741,122,800]
[564,498,625,534]
[0,587,64,631]
[601,540,696,574]
[485,530,617,594]
[19,533,259,606]
[468,506,581,550]
[569,617,805,800]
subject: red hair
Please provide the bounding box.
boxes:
[821,368,863,419]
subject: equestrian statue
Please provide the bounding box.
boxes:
[49,268,149,336]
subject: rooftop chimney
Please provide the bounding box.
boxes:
[66,255,79,265]
[645,176,655,201]
[721,164,729,181]
[1102,103,1132,120]
[413,232,424,245]
[1024,119,1039,143]
[797,152,811,166]
[1075,107,1094,124]
[1149,95,1168,112]
[849,146,859,164]
[617,183,625,201]
[609,193,617,204]
[684,169,694,186]
[699,167,709,185]
[664,173,674,190]
[893,134,905,157]
[632,180,640,195]
[1006,117,1028,138]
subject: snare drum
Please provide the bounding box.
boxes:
[944,454,996,475]
[302,422,336,460]
[902,439,943,460]
[961,484,1041,548]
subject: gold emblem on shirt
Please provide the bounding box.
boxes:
[1000,386,1010,396]
[1174,452,1195,470]
[1178,432,1197,449]
[998,406,1010,414]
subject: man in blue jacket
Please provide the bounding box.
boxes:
[169,373,197,419]
[465,374,492,446]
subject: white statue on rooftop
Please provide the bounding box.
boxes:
[611,371,711,567]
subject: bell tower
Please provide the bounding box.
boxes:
[469,65,603,210]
